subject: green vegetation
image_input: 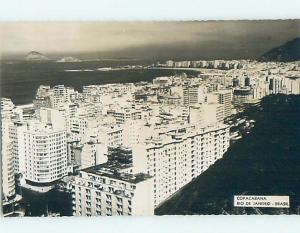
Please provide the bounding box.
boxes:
[259,38,300,62]
[156,94,300,215]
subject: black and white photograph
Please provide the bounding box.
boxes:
[1,19,300,218]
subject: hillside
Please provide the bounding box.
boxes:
[259,38,300,62]
[156,94,300,215]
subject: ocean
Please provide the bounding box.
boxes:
[0,60,199,105]
[1,59,200,216]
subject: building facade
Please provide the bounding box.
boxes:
[132,123,230,207]
[71,164,154,216]
[22,122,68,185]
[1,119,16,200]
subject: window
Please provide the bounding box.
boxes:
[117,210,123,215]
[96,210,101,215]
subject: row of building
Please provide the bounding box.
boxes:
[2,60,299,216]
[162,60,244,69]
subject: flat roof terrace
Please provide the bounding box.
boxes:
[82,162,152,184]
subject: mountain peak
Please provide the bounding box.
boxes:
[28,51,42,55]
[25,51,49,61]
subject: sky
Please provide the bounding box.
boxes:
[1,20,299,60]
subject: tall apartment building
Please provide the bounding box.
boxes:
[132,123,230,207]
[287,77,300,94]
[51,85,75,107]
[1,98,15,119]
[268,76,282,94]
[233,88,254,107]
[21,122,68,185]
[9,122,26,173]
[217,89,233,118]
[1,119,16,200]
[183,84,204,106]
[80,142,108,169]
[71,161,154,216]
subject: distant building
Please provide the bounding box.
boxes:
[232,78,239,87]
[165,60,174,67]
[245,76,251,87]
[107,107,141,125]
[153,76,172,87]
[33,85,52,109]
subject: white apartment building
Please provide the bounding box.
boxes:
[68,116,98,141]
[1,98,15,119]
[80,142,108,169]
[107,107,142,124]
[9,122,26,173]
[183,84,205,106]
[97,124,123,147]
[1,119,16,200]
[271,76,300,95]
[165,60,174,67]
[158,104,189,124]
[22,122,68,185]
[217,89,233,118]
[68,117,123,147]
[51,85,75,107]
[132,123,230,207]
[122,120,145,147]
[189,103,225,126]
[153,76,173,87]
[285,77,300,94]
[38,107,67,130]
[83,83,135,98]
[71,163,154,216]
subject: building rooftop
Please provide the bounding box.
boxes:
[82,162,151,184]
[81,147,152,184]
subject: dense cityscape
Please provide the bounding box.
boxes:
[2,58,300,216]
